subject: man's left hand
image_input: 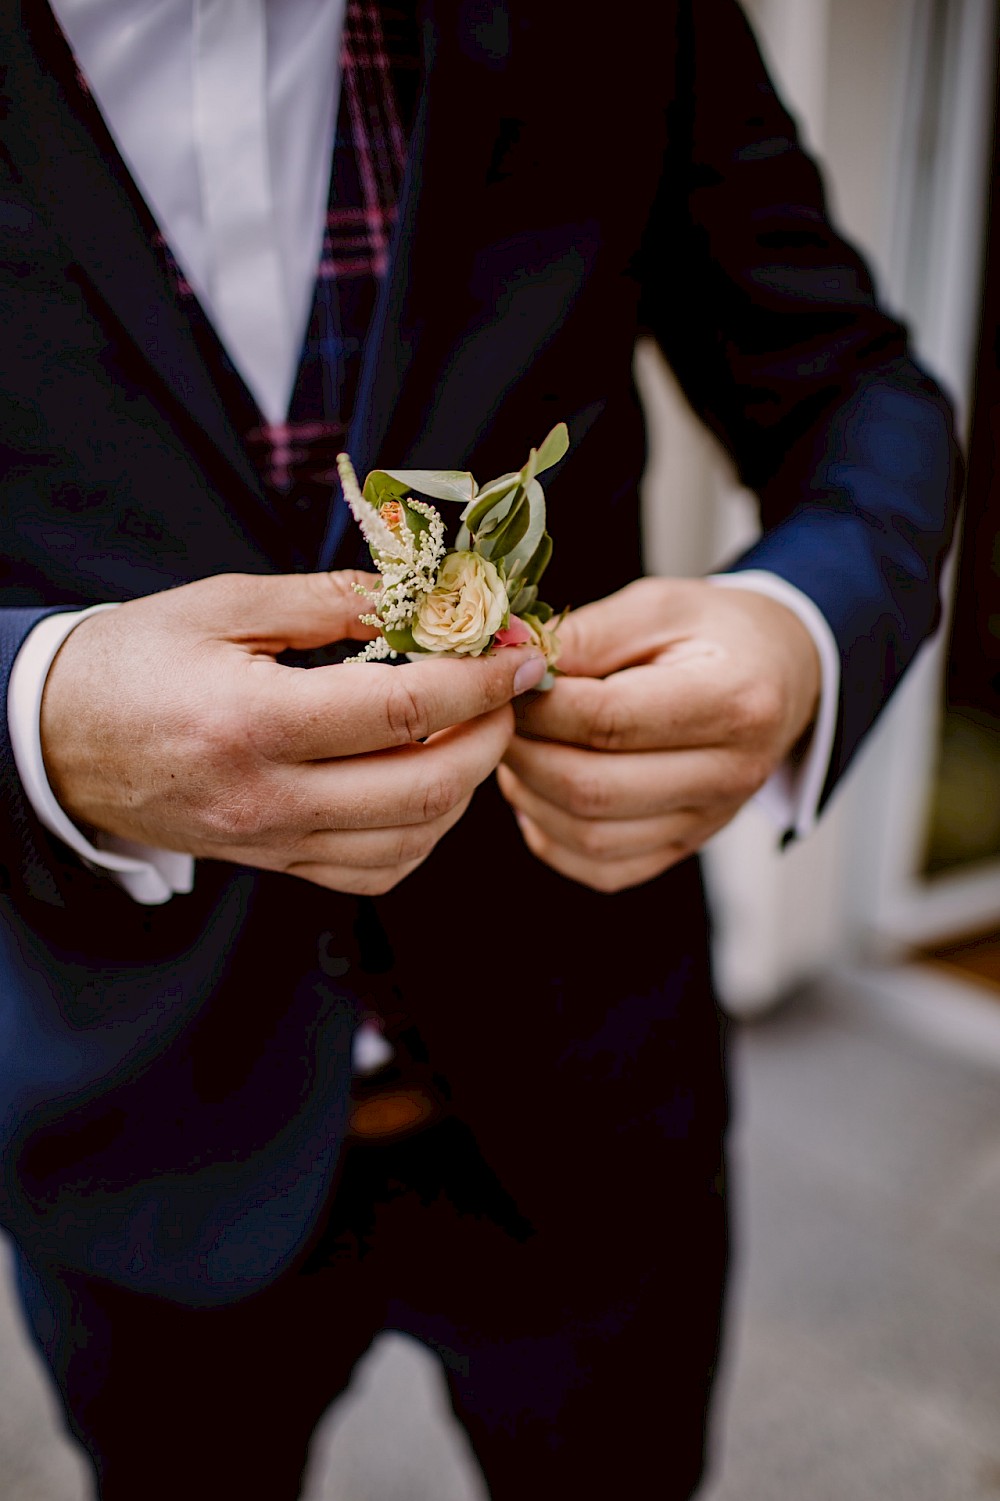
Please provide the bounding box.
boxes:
[497,577,822,892]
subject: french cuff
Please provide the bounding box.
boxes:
[7,606,196,905]
[707,571,840,842]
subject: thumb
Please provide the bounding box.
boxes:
[176,569,383,653]
[555,578,694,677]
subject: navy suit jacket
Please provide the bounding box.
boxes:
[0,0,961,1304]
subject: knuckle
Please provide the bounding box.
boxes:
[326,862,407,897]
[741,752,774,794]
[583,694,634,752]
[711,759,746,803]
[360,866,410,896]
[197,786,269,844]
[563,766,611,819]
[726,680,785,742]
[191,799,234,844]
[303,568,353,612]
[392,824,436,865]
[189,702,235,763]
[383,678,432,746]
[623,576,661,608]
[584,862,630,894]
[717,750,770,801]
[575,819,616,859]
[418,769,462,823]
[191,685,255,763]
[656,847,687,877]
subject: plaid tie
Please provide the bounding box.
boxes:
[243,0,420,556]
[149,0,420,559]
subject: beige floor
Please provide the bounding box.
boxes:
[3,961,1000,1500]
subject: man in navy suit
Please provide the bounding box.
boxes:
[0,0,960,1496]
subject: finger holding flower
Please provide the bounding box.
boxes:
[497,577,822,893]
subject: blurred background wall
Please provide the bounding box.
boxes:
[636,0,1000,1013]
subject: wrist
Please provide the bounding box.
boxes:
[9,606,195,903]
[39,605,128,834]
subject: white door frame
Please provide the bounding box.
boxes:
[852,0,999,951]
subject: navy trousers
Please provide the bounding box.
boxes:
[15,1106,728,1500]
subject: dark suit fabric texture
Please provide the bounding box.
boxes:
[0,0,960,1494]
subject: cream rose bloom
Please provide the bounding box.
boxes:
[412,551,508,656]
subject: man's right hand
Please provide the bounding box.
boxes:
[40,571,547,895]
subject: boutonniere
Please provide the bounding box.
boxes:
[336,423,568,687]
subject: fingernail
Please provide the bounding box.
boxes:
[513,653,546,695]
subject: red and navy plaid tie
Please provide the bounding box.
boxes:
[242,0,420,555]
[148,0,419,559]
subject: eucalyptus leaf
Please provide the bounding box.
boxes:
[482,491,530,559]
[498,479,546,575]
[521,530,553,587]
[379,469,477,506]
[458,472,519,523]
[508,583,538,615]
[464,478,522,538]
[532,422,569,476]
[363,471,416,505]
[531,600,554,624]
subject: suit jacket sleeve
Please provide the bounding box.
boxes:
[0,606,81,906]
[639,0,963,805]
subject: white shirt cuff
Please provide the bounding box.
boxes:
[707,571,840,840]
[7,606,196,905]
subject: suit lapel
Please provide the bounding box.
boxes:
[324,0,527,564]
[323,0,605,568]
[335,1,516,528]
[2,0,274,532]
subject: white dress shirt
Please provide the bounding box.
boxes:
[7,0,840,905]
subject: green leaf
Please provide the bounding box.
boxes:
[359,474,432,540]
[463,477,522,537]
[400,498,432,537]
[508,583,538,616]
[378,469,477,506]
[532,422,569,476]
[459,472,519,522]
[483,491,530,559]
[531,599,554,624]
[383,623,421,654]
[508,422,568,503]
[362,471,412,508]
[520,446,538,489]
[499,480,546,575]
[521,530,553,587]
